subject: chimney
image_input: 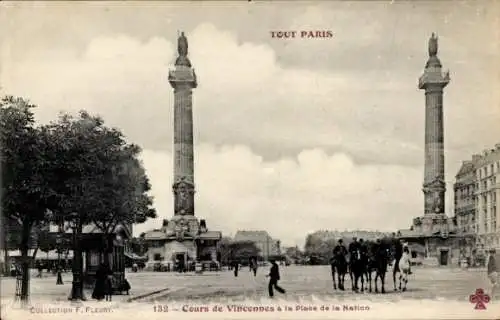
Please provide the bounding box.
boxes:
[483,149,489,156]
[495,143,500,150]
[472,154,481,162]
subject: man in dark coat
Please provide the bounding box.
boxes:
[348,237,359,257]
[333,239,348,265]
[332,239,348,290]
[233,260,239,277]
[348,237,359,270]
[359,238,369,263]
[92,263,112,301]
[267,259,285,297]
[487,248,498,298]
[250,258,258,277]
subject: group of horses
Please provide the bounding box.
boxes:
[330,242,393,294]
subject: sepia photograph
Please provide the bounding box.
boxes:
[0,1,499,319]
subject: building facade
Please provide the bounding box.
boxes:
[233,231,281,259]
[454,160,477,234]
[475,144,500,251]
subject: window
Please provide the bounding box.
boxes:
[150,240,163,248]
[153,253,163,261]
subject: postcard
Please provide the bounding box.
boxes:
[1,1,499,319]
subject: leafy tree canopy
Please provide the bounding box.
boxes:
[40,110,157,231]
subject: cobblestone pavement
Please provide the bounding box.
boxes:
[0,271,171,302]
[0,266,492,304]
[148,266,492,303]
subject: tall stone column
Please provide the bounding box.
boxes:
[169,32,197,216]
[418,33,450,215]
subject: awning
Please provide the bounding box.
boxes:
[124,252,147,260]
[6,250,74,260]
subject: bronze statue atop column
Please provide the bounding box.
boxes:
[175,31,191,67]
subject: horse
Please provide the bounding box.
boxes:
[349,249,366,292]
[365,244,390,293]
[364,254,377,293]
[330,256,348,291]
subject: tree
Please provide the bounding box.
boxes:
[0,96,55,303]
[40,111,157,299]
[229,241,261,261]
[284,246,304,264]
[217,237,233,265]
[128,237,148,256]
[304,233,337,264]
[217,239,261,264]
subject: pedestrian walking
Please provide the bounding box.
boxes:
[36,261,43,278]
[266,259,285,298]
[250,258,258,277]
[233,261,239,277]
[487,248,498,299]
[105,272,113,301]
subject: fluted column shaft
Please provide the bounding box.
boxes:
[173,84,194,184]
[169,65,197,216]
[423,86,445,214]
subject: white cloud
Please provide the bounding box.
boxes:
[138,145,422,247]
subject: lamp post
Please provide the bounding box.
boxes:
[68,212,86,301]
[55,232,63,285]
[55,213,65,285]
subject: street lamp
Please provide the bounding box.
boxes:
[55,232,63,285]
[68,212,86,301]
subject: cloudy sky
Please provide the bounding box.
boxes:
[1,1,499,247]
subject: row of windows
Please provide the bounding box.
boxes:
[455,185,476,198]
[477,177,498,191]
[482,221,497,233]
[479,235,500,247]
[478,161,500,178]
[455,192,497,208]
[481,207,498,220]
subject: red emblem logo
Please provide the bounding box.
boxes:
[469,288,490,310]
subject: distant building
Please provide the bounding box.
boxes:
[475,144,500,251]
[307,230,391,242]
[454,159,478,234]
[233,231,280,259]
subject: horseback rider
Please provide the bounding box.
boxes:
[348,237,363,291]
[332,239,348,290]
[333,239,348,262]
[359,238,369,262]
[348,237,359,261]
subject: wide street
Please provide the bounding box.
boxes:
[0,265,492,304]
